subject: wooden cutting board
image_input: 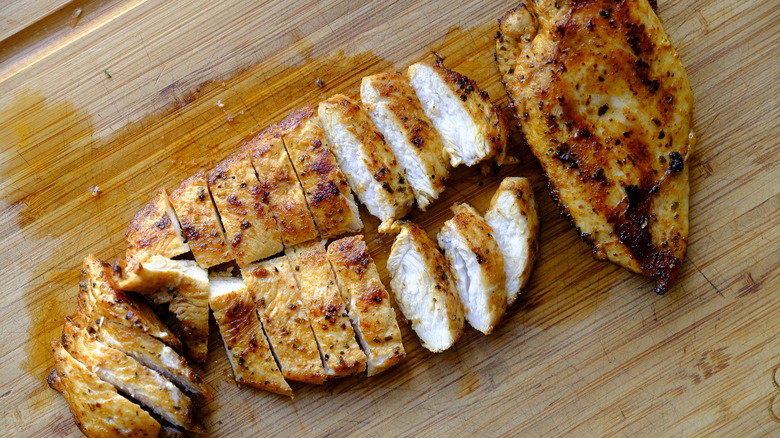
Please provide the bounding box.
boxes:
[1,0,778,436]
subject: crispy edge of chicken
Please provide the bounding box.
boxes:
[437,203,507,335]
[125,188,190,273]
[169,170,233,269]
[209,275,293,396]
[49,340,163,438]
[243,127,320,247]
[408,60,511,168]
[387,221,465,352]
[501,0,694,293]
[207,149,284,266]
[327,235,406,376]
[360,72,450,210]
[318,94,414,231]
[484,177,540,306]
[277,105,363,238]
[242,257,327,384]
[285,240,367,377]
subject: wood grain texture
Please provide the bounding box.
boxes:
[0,0,778,436]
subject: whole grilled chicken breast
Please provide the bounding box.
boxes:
[499,0,694,293]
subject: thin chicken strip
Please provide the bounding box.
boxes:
[79,255,181,349]
[408,60,509,168]
[438,203,507,335]
[387,222,464,352]
[125,188,189,272]
[277,106,362,238]
[285,241,367,377]
[242,257,327,384]
[361,72,450,210]
[61,316,201,433]
[209,275,292,396]
[169,170,232,269]
[244,127,319,246]
[484,177,540,306]
[327,235,405,376]
[49,341,162,438]
[208,150,283,266]
[318,94,414,231]
[119,256,210,364]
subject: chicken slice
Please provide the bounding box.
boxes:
[169,170,232,269]
[277,106,362,238]
[208,150,283,266]
[318,94,414,231]
[118,256,210,364]
[501,0,694,293]
[484,177,540,306]
[78,254,181,349]
[125,188,189,273]
[327,235,405,376]
[209,275,292,396]
[361,72,450,210]
[495,3,539,88]
[49,341,162,438]
[285,241,367,377]
[387,222,464,352]
[96,320,211,398]
[408,61,510,168]
[242,257,327,384]
[438,203,507,334]
[243,127,319,246]
[61,316,201,432]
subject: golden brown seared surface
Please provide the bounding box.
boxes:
[496,3,539,87]
[209,276,292,396]
[318,94,414,230]
[501,0,694,293]
[360,72,450,210]
[278,105,362,238]
[243,257,327,384]
[286,241,367,377]
[49,341,162,438]
[169,170,232,269]
[125,188,189,272]
[79,255,181,349]
[244,127,319,246]
[208,150,283,266]
[60,316,200,432]
[327,235,405,376]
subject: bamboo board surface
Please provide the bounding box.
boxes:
[1,0,778,436]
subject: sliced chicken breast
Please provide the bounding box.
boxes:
[78,255,181,349]
[408,61,509,168]
[438,203,507,334]
[277,106,362,238]
[49,341,162,438]
[208,150,283,266]
[361,72,450,210]
[61,316,200,432]
[495,3,539,88]
[125,188,189,273]
[387,221,464,352]
[242,257,326,384]
[285,240,367,377]
[209,275,292,396]
[318,94,414,230]
[243,127,319,246]
[169,170,232,269]
[96,321,210,398]
[484,177,540,306]
[118,256,210,364]
[327,235,405,376]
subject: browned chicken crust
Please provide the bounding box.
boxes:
[125,188,189,273]
[501,0,694,292]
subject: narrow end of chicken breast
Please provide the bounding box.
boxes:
[387,222,464,352]
[495,3,539,88]
[484,177,540,306]
[125,188,190,273]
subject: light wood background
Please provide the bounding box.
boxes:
[1,0,778,436]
